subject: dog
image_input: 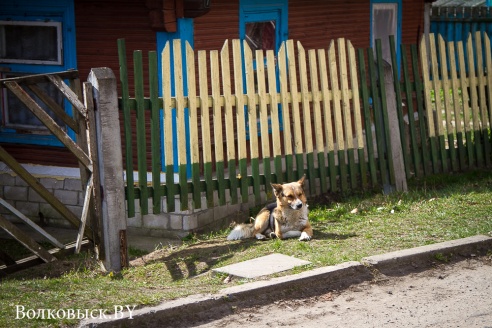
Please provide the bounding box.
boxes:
[227,175,313,241]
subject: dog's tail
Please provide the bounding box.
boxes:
[227,223,254,240]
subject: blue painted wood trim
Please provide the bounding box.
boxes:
[0,0,77,147]
[157,18,194,175]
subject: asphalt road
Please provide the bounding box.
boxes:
[193,256,492,328]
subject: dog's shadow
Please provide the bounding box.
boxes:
[313,231,357,240]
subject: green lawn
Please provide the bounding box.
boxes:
[1,170,492,327]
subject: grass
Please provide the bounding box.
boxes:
[1,170,492,327]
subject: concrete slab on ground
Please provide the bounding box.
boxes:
[212,253,311,278]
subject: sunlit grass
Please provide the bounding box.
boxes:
[1,170,492,327]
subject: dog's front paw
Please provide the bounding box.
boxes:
[299,231,312,241]
[255,233,266,240]
[268,232,278,239]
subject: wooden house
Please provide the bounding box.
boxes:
[0,0,428,235]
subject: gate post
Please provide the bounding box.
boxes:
[87,67,128,272]
[383,62,408,192]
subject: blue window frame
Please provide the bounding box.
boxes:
[0,0,77,146]
[370,0,402,74]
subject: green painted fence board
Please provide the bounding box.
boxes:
[389,37,411,179]
[400,45,421,178]
[133,50,149,215]
[149,51,162,214]
[357,49,378,187]
[367,48,388,186]
[410,44,431,176]
[117,39,135,217]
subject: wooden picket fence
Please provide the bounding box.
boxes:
[118,38,397,216]
[394,32,492,178]
[118,32,492,216]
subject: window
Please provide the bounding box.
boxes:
[0,0,76,146]
[2,73,64,131]
[0,21,63,65]
[371,1,401,72]
[245,21,276,52]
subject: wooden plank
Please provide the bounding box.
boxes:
[133,50,149,215]
[162,42,176,212]
[47,75,87,117]
[329,40,347,191]
[475,31,490,166]
[367,48,388,186]
[0,239,89,274]
[319,48,338,191]
[438,35,458,172]
[467,33,483,167]
[0,70,79,86]
[0,249,15,266]
[82,81,103,253]
[357,48,378,187]
[297,42,315,194]
[220,40,238,204]
[149,51,163,214]
[0,145,93,238]
[256,50,272,198]
[198,49,214,207]
[390,37,411,179]
[286,40,304,180]
[0,197,64,249]
[27,84,79,133]
[0,214,57,263]
[348,41,367,189]
[186,42,201,209]
[4,82,92,171]
[232,39,249,202]
[267,49,283,184]
[428,34,448,173]
[419,35,439,173]
[117,38,135,217]
[244,41,261,204]
[75,175,93,254]
[457,40,474,168]
[173,40,190,210]
[411,44,430,176]
[375,39,395,186]
[210,49,226,206]
[308,48,327,193]
[338,38,357,189]
[485,34,492,160]
[447,41,466,170]
[278,43,295,182]
[401,45,420,177]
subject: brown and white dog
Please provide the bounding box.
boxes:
[227,175,313,241]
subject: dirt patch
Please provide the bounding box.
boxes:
[180,256,492,328]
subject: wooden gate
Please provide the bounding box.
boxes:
[0,71,101,274]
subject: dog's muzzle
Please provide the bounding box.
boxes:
[291,200,303,210]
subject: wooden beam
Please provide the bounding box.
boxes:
[4,81,92,170]
[0,146,93,239]
[0,214,57,263]
[0,197,64,249]
[27,84,79,133]
[0,70,79,87]
[47,75,87,117]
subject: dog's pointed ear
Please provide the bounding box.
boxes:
[297,174,306,186]
[271,183,283,197]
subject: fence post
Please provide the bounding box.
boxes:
[87,67,128,272]
[383,62,408,192]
